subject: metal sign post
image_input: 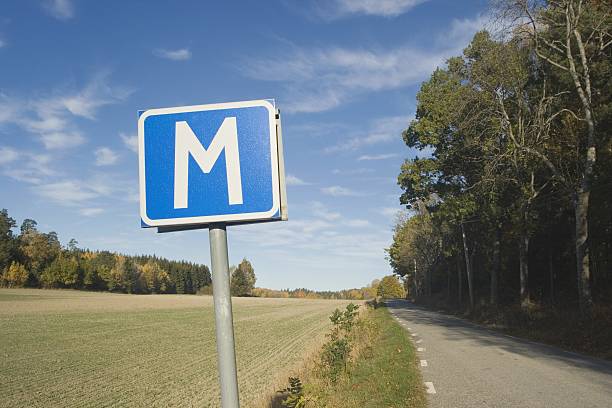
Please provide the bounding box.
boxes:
[138,100,287,408]
[209,224,240,408]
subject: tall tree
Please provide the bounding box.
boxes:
[0,209,17,272]
[230,259,256,296]
[504,0,612,311]
[377,275,406,299]
[19,226,61,284]
[140,260,171,293]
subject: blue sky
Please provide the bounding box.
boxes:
[0,0,489,291]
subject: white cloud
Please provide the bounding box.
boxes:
[242,14,490,113]
[234,219,388,261]
[326,133,392,153]
[440,14,491,47]
[331,0,430,18]
[94,147,119,166]
[0,72,130,150]
[358,153,399,161]
[1,151,56,184]
[87,174,120,196]
[302,219,334,234]
[230,200,392,286]
[288,121,351,138]
[243,44,443,113]
[40,132,84,149]
[308,202,376,234]
[321,185,361,197]
[153,48,192,61]
[120,133,138,153]
[344,218,370,227]
[37,181,99,205]
[43,0,75,20]
[58,72,132,120]
[325,115,409,153]
[286,174,310,186]
[0,95,20,125]
[312,201,341,221]
[282,88,343,114]
[126,190,140,203]
[79,208,104,217]
[379,207,402,217]
[332,168,374,176]
[30,171,136,208]
[0,147,18,164]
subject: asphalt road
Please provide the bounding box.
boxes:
[387,300,612,408]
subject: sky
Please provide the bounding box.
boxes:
[0,0,490,291]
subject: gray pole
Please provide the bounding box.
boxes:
[209,224,240,408]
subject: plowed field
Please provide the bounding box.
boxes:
[0,289,351,407]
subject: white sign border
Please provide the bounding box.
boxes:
[138,99,280,227]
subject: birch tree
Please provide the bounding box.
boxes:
[501,0,612,312]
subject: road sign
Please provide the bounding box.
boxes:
[138,99,288,408]
[138,99,287,228]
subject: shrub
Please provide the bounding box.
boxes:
[320,303,360,383]
[277,377,310,408]
[40,254,79,288]
[2,262,28,287]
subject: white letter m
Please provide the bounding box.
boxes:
[173,118,243,209]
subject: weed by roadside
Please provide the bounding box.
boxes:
[272,303,426,408]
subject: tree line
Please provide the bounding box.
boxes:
[0,209,383,299]
[0,209,211,294]
[251,282,379,300]
[217,259,381,299]
[388,0,611,314]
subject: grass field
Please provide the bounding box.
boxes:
[0,289,352,407]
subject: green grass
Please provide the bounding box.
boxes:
[0,289,352,407]
[310,304,427,408]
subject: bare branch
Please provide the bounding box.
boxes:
[546,108,583,123]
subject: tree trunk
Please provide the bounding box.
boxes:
[413,259,419,298]
[457,254,463,307]
[548,242,554,304]
[447,262,451,302]
[461,223,474,310]
[519,228,530,308]
[519,203,532,308]
[491,224,501,306]
[426,265,432,297]
[566,11,595,314]
[575,191,593,312]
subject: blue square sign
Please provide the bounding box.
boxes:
[139,100,286,227]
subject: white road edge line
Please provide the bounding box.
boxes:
[425,382,436,394]
[416,339,423,344]
[417,347,425,352]
[420,360,428,367]
[411,333,418,337]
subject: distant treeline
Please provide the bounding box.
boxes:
[0,209,379,299]
[252,283,378,300]
[0,210,211,294]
